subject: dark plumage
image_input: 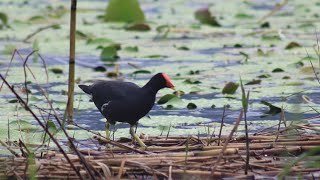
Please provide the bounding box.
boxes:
[78,73,175,148]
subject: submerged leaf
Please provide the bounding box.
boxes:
[222,82,239,94]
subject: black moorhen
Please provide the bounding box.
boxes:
[78,73,175,148]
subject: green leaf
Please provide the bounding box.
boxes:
[260,21,270,28]
[104,0,145,22]
[50,68,63,74]
[42,120,58,142]
[3,44,16,55]
[100,45,120,61]
[245,79,261,85]
[87,38,114,45]
[194,8,220,26]
[187,102,197,109]
[125,23,150,31]
[189,86,202,94]
[131,70,151,76]
[285,42,301,49]
[184,79,201,84]
[222,82,239,94]
[235,13,254,19]
[272,68,284,73]
[261,100,281,115]
[144,54,168,59]
[240,77,248,112]
[176,46,190,51]
[157,94,178,104]
[8,99,18,103]
[124,46,139,52]
[257,74,271,78]
[0,12,8,26]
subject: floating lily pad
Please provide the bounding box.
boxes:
[0,12,8,27]
[245,79,261,85]
[50,68,63,74]
[235,13,254,19]
[187,102,197,109]
[257,74,271,78]
[157,94,178,104]
[285,42,301,49]
[124,46,139,52]
[176,46,190,51]
[131,70,151,76]
[261,100,281,115]
[222,82,239,94]
[104,0,145,22]
[260,21,270,28]
[93,66,107,72]
[87,38,114,45]
[100,44,120,61]
[125,23,150,31]
[184,79,201,84]
[272,68,284,73]
[194,8,220,26]
[8,99,18,103]
[144,54,168,59]
[189,86,202,94]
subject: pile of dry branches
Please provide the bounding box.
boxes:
[4,123,320,179]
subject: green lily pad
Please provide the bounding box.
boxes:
[261,100,281,115]
[245,79,261,85]
[184,79,201,84]
[194,8,220,26]
[222,82,239,94]
[124,46,139,52]
[0,12,8,26]
[104,0,145,22]
[187,102,197,109]
[50,68,63,74]
[131,70,151,76]
[260,21,270,28]
[100,45,120,61]
[125,23,150,31]
[157,94,178,104]
[285,42,301,49]
[272,68,284,73]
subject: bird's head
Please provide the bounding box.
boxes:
[144,73,175,92]
[161,73,175,90]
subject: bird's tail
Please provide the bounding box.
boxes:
[78,85,91,94]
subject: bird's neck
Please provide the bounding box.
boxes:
[142,80,162,95]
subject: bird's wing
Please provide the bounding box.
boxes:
[90,80,141,109]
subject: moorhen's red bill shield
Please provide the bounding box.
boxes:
[79,73,175,148]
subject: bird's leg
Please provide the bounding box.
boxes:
[129,124,146,149]
[105,121,111,139]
